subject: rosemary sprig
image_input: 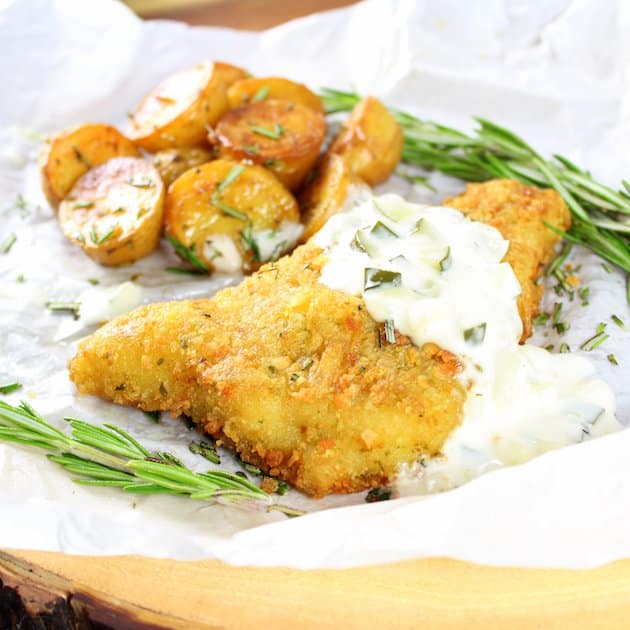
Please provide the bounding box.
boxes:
[0,400,302,516]
[165,234,208,272]
[320,89,630,273]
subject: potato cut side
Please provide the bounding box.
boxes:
[152,147,214,189]
[58,157,164,266]
[227,77,324,113]
[329,96,403,185]
[127,61,248,152]
[299,154,356,242]
[216,99,326,191]
[39,124,139,209]
[165,159,301,273]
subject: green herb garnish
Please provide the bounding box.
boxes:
[0,383,22,395]
[1,232,16,254]
[364,268,402,291]
[384,319,396,344]
[611,314,625,329]
[559,343,571,353]
[251,123,284,140]
[607,354,619,365]
[165,266,207,276]
[464,322,487,344]
[240,224,261,261]
[0,400,302,514]
[73,201,94,209]
[127,177,153,188]
[46,301,80,319]
[212,194,248,221]
[580,330,609,351]
[216,164,245,193]
[439,246,452,271]
[189,439,220,465]
[366,487,392,503]
[533,312,550,325]
[165,234,208,272]
[251,85,270,103]
[144,411,160,423]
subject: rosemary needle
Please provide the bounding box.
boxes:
[0,400,303,516]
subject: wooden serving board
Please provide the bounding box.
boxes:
[2,549,630,628]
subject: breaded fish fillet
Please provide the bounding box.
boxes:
[69,180,570,497]
[445,179,571,340]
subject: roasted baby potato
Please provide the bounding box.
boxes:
[215,99,326,190]
[165,159,300,273]
[329,96,403,185]
[127,61,248,152]
[152,147,214,188]
[227,77,324,113]
[39,124,139,209]
[58,157,164,266]
[299,154,355,242]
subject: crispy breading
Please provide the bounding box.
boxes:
[69,179,570,497]
[444,179,570,340]
[69,243,466,498]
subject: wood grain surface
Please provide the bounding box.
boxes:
[125,0,359,30]
[2,550,630,629]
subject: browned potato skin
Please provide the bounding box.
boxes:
[299,154,356,242]
[227,77,324,113]
[329,96,403,185]
[164,159,299,272]
[152,147,214,188]
[216,99,326,190]
[127,61,248,152]
[445,179,571,341]
[39,124,139,209]
[58,157,164,266]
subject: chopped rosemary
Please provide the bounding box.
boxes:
[244,145,260,154]
[251,123,284,140]
[212,194,248,221]
[251,85,270,103]
[144,411,160,423]
[365,487,392,503]
[165,234,208,272]
[237,456,262,476]
[384,319,396,344]
[268,240,287,262]
[87,278,100,285]
[1,232,16,254]
[439,246,452,271]
[189,439,220,465]
[580,331,609,351]
[533,312,550,325]
[611,314,625,329]
[0,383,22,395]
[552,302,563,326]
[216,164,245,193]
[166,266,206,276]
[559,343,571,353]
[464,322,487,344]
[240,224,261,261]
[16,274,24,283]
[46,301,80,319]
[73,201,94,209]
[546,242,572,277]
[578,287,590,305]
[596,322,607,335]
[364,268,402,291]
[72,146,90,166]
[90,224,118,246]
[601,262,613,273]
[127,177,154,188]
[607,354,619,365]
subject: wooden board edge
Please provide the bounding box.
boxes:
[2,549,630,628]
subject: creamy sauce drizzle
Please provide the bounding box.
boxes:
[204,221,303,272]
[314,194,620,494]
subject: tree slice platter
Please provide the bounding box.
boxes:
[1,549,630,628]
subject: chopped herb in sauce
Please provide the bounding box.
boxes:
[464,322,486,345]
[364,268,402,291]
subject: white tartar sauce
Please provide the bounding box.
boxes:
[313,193,620,494]
[203,221,303,272]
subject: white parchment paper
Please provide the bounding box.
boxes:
[0,0,629,569]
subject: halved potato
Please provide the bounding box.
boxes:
[165,159,300,273]
[227,77,324,113]
[216,100,326,190]
[329,96,403,185]
[127,61,248,152]
[39,124,139,209]
[299,154,355,242]
[152,147,214,189]
[58,157,164,266]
